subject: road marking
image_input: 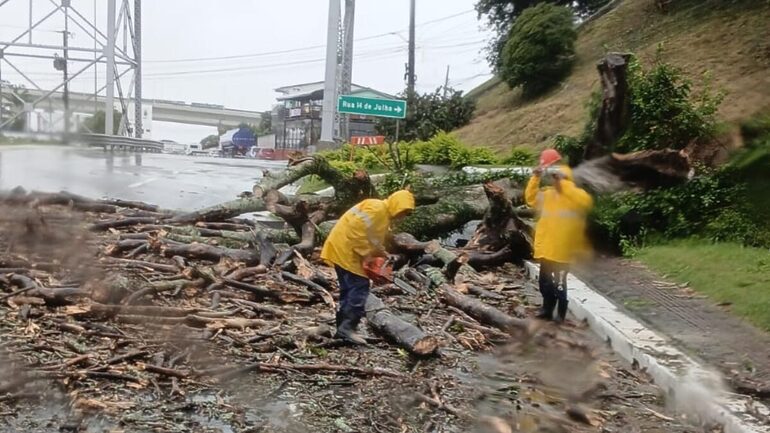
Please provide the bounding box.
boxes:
[128,178,158,188]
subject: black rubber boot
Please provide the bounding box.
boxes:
[555,298,569,323]
[536,297,556,321]
[335,316,367,345]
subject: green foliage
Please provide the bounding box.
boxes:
[616,55,724,152]
[557,54,724,159]
[591,169,770,251]
[551,90,602,165]
[475,0,609,68]
[500,147,536,165]
[328,160,358,177]
[396,200,480,241]
[411,132,498,168]
[375,87,475,142]
[200,134,220,148]
[321,132,503,172]
[552,135,584,166]
[500,4,577,97]
[79,110,122,135]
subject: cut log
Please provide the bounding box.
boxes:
[440,285,529,334]
[222,278,312,303]
[105,239,147,256]
[426,241,480,284]
[160,243,260,265]
[365,294,439,356]
[90,217,159,231]
[100,198,160,212]
[391,233,430,255]
[171,197,267,224]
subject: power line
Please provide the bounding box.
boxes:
[143,9,474,64]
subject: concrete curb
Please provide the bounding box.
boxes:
[523,261,770,433]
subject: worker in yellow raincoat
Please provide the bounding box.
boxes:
[525,164,593,322]
[321,190,415,344]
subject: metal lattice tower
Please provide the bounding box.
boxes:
[0,0,142,137]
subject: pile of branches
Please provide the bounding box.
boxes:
[0,188,537,430]
[0,184,691,432]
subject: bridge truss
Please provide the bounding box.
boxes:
[0,0,142,137]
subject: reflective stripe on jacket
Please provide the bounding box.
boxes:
[525,171,593,264]
[321,190,414,277]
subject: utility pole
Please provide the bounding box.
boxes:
[134,0,142,138]
[320,0,341,145]
[443,65,450,98]
[339,0,355,143]
[406,0,416,99]
[105,0,116,136]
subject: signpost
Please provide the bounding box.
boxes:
[337,95,407,119]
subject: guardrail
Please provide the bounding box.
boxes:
[79,134,163,153]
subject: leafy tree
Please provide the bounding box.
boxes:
[79,110,121,134]
[200,134,220,149]
[616,56,724,152]
[476,0,608,68]
[259,111,272,134]
[375,87,475,142]
[500,3,577,97]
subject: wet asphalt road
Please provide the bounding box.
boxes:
[0,145,287,210]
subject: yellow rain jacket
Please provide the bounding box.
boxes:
[525,166,593,264]
[321,190,415,277]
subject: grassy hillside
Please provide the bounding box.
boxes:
[456,0,770,152]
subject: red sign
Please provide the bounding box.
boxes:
[350,135,385,146]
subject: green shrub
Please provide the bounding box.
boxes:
[500,148,536,166]
[616,55,724,152]
[410,132,500,168]
[500,4,577,97]
[591,168,770,251]
[328,160,358,176]
[552,135,584,166]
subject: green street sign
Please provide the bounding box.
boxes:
[338,95,407,119]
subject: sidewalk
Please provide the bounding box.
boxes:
[576,256,770,400]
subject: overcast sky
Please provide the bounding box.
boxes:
[0,0,493,142]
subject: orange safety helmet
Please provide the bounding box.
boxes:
[539,149,562,168]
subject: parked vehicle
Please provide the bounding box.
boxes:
[161,140,186,154]
[185,143,206,156]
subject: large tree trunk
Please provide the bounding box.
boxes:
[365,294,439,356]
[584,53,633,161]
[440,285,529,334]
[573,149,693,193]
[467,181,532,259]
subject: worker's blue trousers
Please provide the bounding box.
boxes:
[334,266,370,322]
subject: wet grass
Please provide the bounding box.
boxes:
[297,175,330,194]
[636,238,770,331]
